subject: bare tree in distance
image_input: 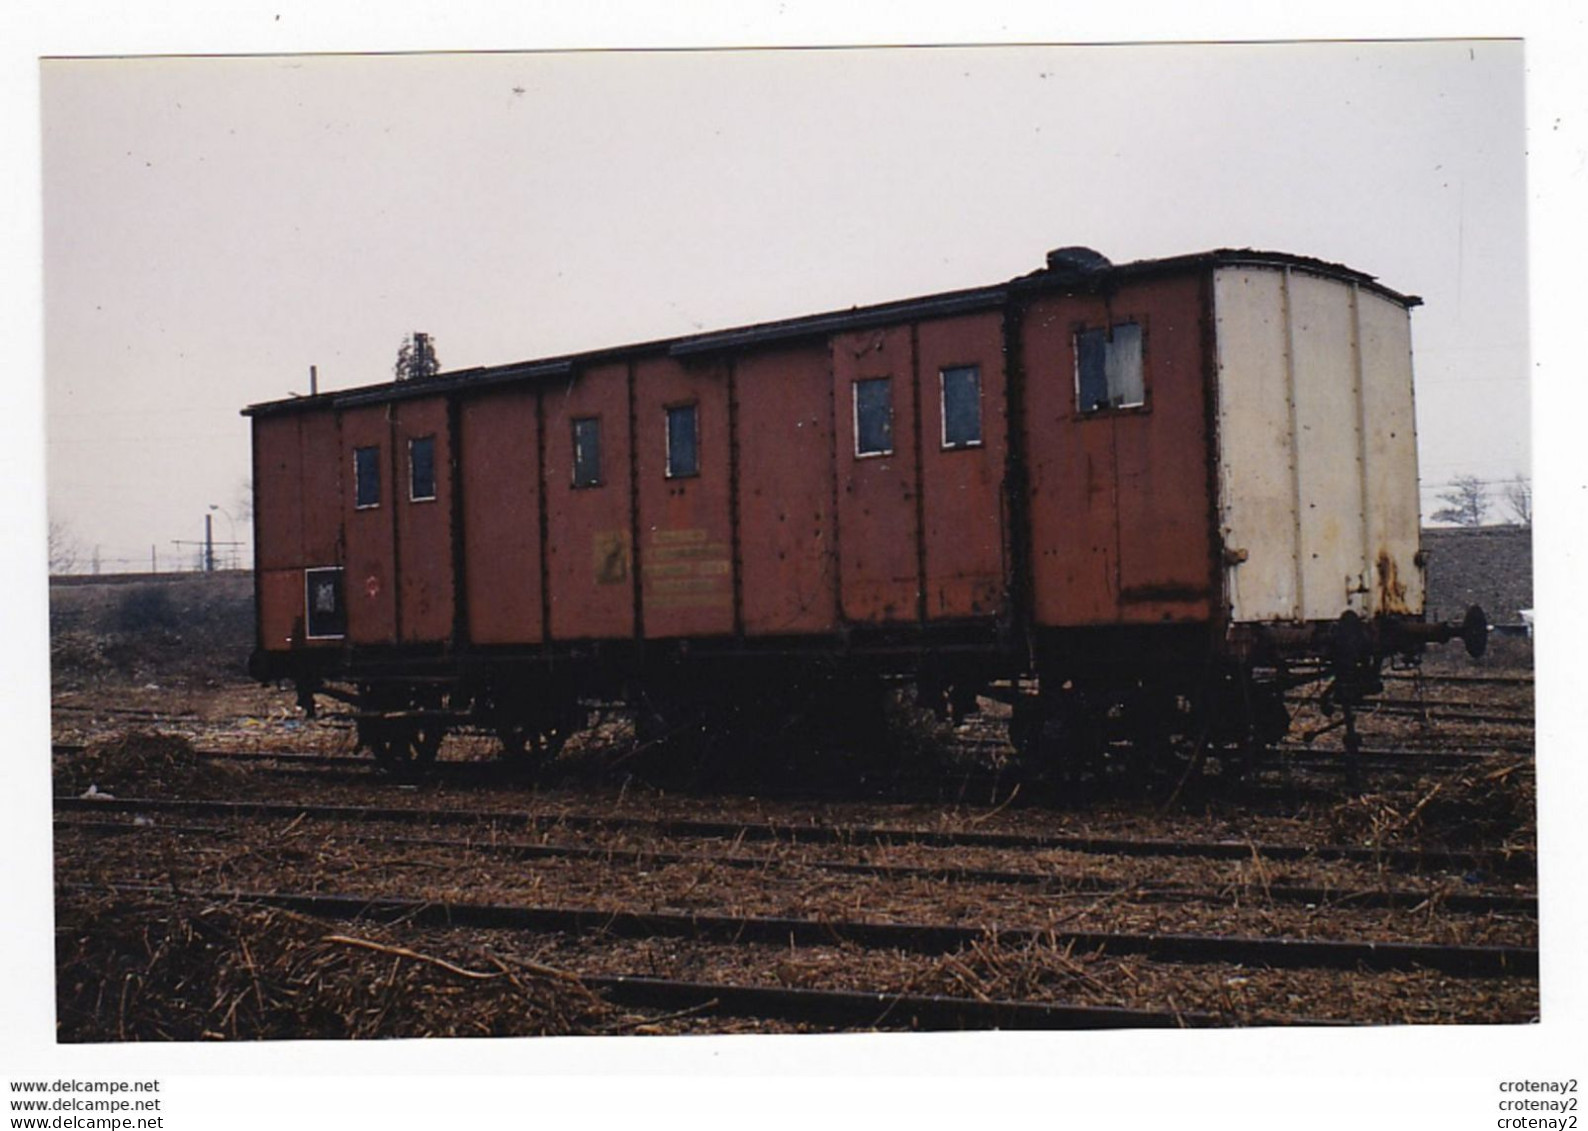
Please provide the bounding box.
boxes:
[235,477,254,524]
[1501,474,1532,527]
[1431,474,1491,527]
[394,331,440,382]
[48,519,82,575]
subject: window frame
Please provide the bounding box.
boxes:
[664,401,701,480]
[407,435,437,503]
[571,416,603,489]
[1073,319,1147,416]
[938,364,983,450]
[852,376,894,458]
[303,566,347,640]
[353,445,382,510]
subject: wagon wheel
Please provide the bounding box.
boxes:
[366,720,443,771]
[541,701,587,761]
[366,725,404,769]
[1011,689,1097,785]
[496,723,547,776]
[410,722,444,766]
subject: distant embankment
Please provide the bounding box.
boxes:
[51,568,253,588]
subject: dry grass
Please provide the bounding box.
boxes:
[1322,762,1535,853]
[53,731,248,798]
[55,890,616,1042]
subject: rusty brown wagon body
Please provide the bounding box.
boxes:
[246,247,1479,772]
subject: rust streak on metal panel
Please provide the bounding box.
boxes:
[1376,550,1411,616]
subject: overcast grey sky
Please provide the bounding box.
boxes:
[41,40,1527,570]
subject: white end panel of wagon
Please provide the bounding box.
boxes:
[1213,265,1424,625]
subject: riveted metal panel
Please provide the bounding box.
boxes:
[257,568,311,650]
[1357,289,1425,616]
[543,362,635,640]
[917,311,1009,619]
[634,354,734,640]
[253,411,344,653]
[340,404,398,645]
[1023,277,1214,626]
[1214,266,1422,625]
[1212,268,1296,621]
[832,325,920,624]
[253,415,304,573]
[299,411,342,567]
[460,387,543,644]
[1112,279,1215,621]
[735,343,839,636]
[1289,271,1366,620]
[391,397,453,643]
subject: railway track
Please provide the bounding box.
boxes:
[56,817,1538,916]
[52,794,1538,877]
[52,737,1537,792]
[56,883,1222,1031]
[1381,672,1533,687]
[75,883,1537,978]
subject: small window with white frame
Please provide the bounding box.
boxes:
[1075,322,1145,413]
[304,566,347,639]
[408,435,437,502]
[353,446,381,509]
[853,376,893,457]
[940,365,982,449]
[665,403,699,478]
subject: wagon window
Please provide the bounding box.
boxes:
[854,377,893,456]
[572,417,601,487]
[666,404,699,478]
[304,567,347,639]
[408,436,436,501]
[353,446,381,509]
[1076,322,1144,413]
[940,365,982,448]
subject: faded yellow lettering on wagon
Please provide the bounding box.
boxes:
[643,528,731,609]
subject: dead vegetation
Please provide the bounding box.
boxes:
[50,574,254,692]
[55,890,616,1042]
[1321,761,1535,852]
[53,731,246,798]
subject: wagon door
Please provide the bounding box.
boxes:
[832,325,921,625]
[340,404,399,645]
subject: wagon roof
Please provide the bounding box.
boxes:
[242,248,1417,417]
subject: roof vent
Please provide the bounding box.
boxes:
[1045,246,1112,273]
